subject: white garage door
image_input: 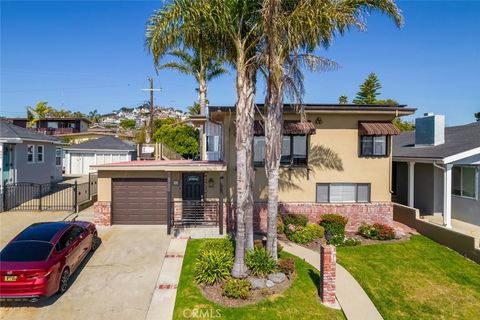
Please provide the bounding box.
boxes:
[70,153,95,174]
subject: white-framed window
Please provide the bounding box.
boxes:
[316,183,370,203]
[452,166,477,199]
[37,145,44,163]
[55,147,62,166]
[206,136,219,152]
[27,145,35,163]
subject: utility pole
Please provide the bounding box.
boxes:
[142,77,161,143]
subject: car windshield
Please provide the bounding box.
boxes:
[0,241,53,262]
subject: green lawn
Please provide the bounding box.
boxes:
[173,239,345,320]
[337,235,480,320]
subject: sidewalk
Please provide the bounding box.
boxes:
[146,237,188,320]
[279,240,383,320]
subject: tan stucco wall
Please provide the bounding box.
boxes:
[97,169,222,203]
[97,112,396,205]
[223,113,395,203]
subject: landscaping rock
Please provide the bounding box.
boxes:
[248,277,266,289]
[268,272,287,284]
[265,280,275,288]
[395,230,406,239]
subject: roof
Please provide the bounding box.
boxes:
[0,119,62,143]
[359,121,400,136]
[93,159,227,172]
[65,136,135,151]
[209,104,416,115]
[393,122,480,161]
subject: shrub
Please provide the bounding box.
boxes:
[277,257,295,275]
[320,214,348,238]
[285,223,324,244]
[283,213,308,227]
[194,249,233,285]
[222,279,251,299]
[246,247,277,277]
[199,237,234,256]
[339,237,362,247]
[358,223,395,240]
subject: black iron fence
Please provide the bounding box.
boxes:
[1,173,98,213]
[171,200,220,227]
[2,182,75,212]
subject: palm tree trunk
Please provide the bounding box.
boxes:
[232,53,254,278]
[264,83,283,260]
[244,65,256,252]
[198,77,208,115]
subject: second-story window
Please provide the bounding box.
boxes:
[37,145,44,163]
[206,136,219,152]
[360,135,387,156]
[254,135,308,166]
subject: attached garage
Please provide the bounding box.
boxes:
[112,178,168,225]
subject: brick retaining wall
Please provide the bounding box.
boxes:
[226,202,393,232]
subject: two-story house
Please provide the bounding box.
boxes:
[7,117,91,136]
[92,104,415,235]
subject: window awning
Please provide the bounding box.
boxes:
[358,121,400,136]
[253,121,316,135]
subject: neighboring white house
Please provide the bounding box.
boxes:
[63,136,136,175]
[393,113,480,227]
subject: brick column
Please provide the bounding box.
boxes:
[320,244,337,307]
[94,201,111,226]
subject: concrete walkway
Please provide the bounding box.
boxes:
[146,237,188,320]
[279,240,383,320]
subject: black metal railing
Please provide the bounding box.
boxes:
[171,200,220,227]
[1,174,98,213]
[1,182,75,212]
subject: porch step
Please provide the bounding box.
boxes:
[173,226,226,239]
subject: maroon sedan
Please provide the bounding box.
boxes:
[0,221,99,302]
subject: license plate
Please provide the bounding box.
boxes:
[3,276,17,282]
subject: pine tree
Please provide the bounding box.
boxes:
[475,112,480,122]
[353,73,382,104]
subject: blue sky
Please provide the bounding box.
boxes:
[1,0,479,125]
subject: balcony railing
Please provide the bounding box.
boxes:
[35,127,75,135]
[171,200,219,227]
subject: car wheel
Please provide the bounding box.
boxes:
[58,268,70,294]
[91,233,100,252]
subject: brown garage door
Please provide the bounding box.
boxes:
[112,178,168,225]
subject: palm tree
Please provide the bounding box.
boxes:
[146,0,263,278]
[187,102,202,115]
[88,109,101,123]
[261,0,403,258]
[26,101,54,128]
[159,48,228,113]
[147,0,261,278]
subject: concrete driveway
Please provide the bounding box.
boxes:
[0,210,171,320]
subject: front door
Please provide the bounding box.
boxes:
[182,173,204,224]
[2,144,13,186]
